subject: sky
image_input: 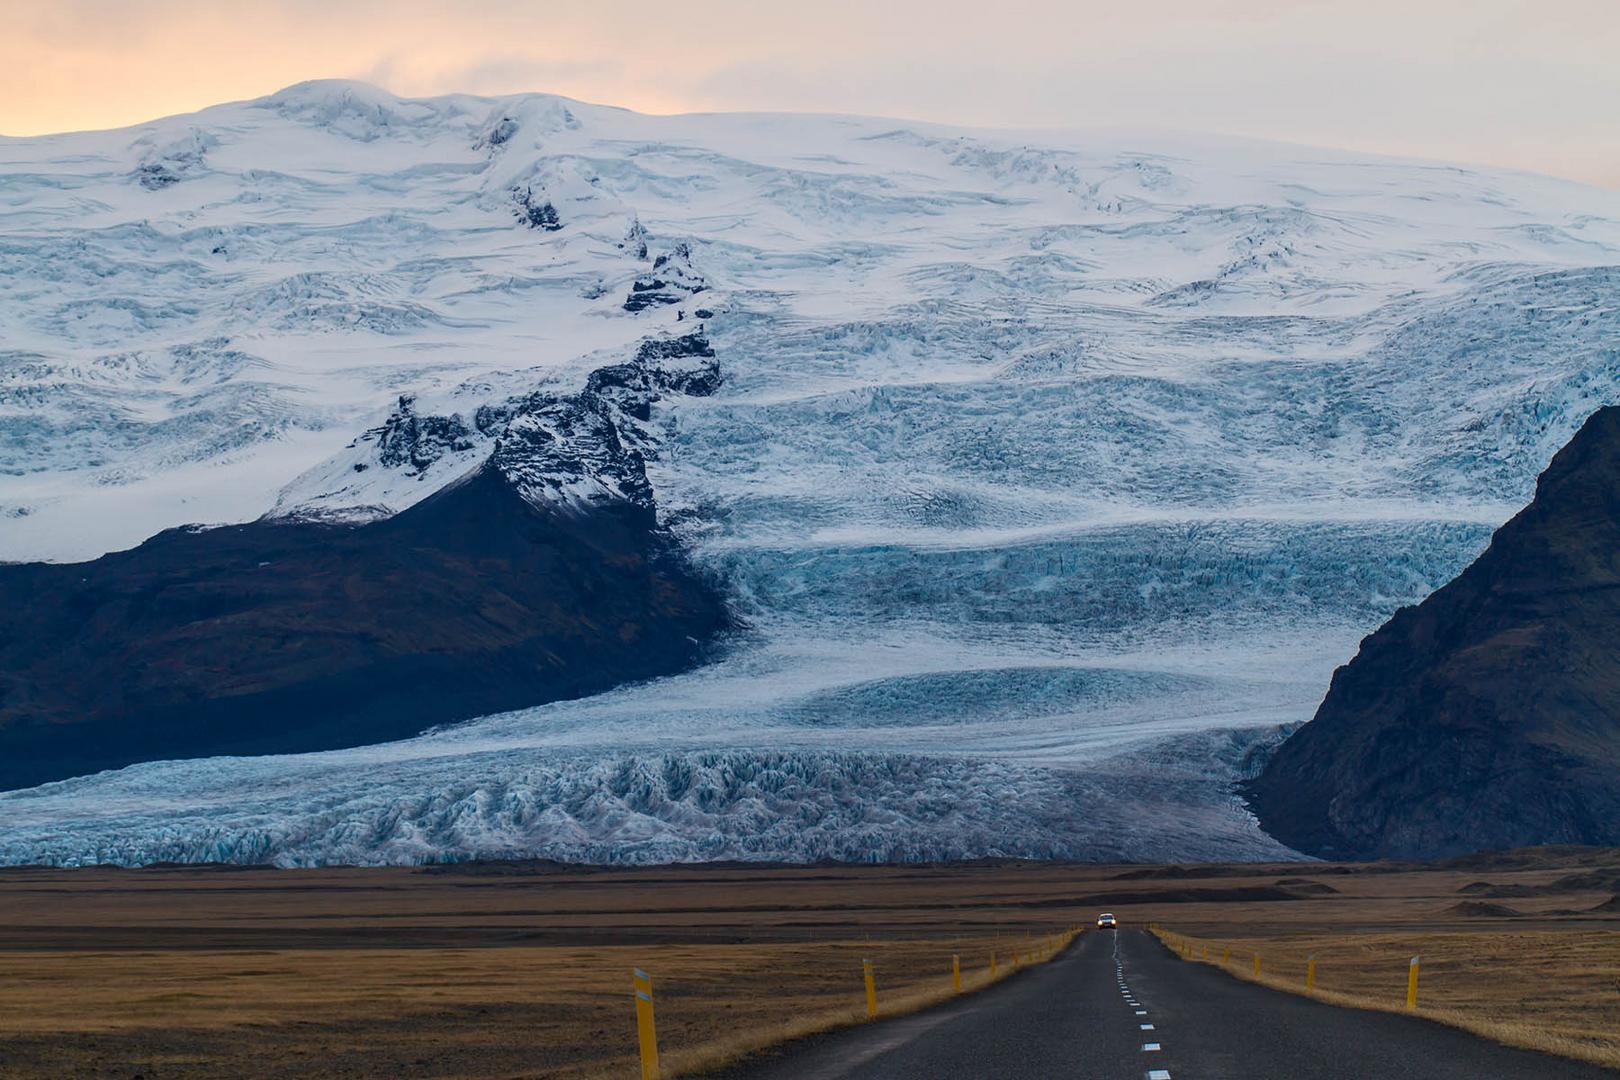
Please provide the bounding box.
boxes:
[4,0,1619,188]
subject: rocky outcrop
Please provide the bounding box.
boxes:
[478,330,716,513]
[481,116,519,149]
[134,130,213,190]
[1247,406,1620,859]
[0,333,730,793]
[623,243,706,311]
[278,330,719,520]
[373,394,475,470]
[513,185,561,230]
[620,217,649,260]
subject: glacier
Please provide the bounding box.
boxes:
[2,80,1619,865]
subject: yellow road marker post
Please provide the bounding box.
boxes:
[1306,955,1316,992]
[1407,955,1420,1009]
[631,968,660,1080]
[863,959,878,1019]
[952,954,961,993]
[1253,955,1261,978]
[1222,947,1230,965]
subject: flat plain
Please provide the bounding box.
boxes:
[0,849,1615,1078]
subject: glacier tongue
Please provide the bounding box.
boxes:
[0,735,1297,869]
[2,81,1620,865]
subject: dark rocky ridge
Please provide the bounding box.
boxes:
[512,185,561,230]
[620,217,648,260]
[623,243,706,312]
[1247,406,1620,859]
[0,334,731,793]
[373,394,475,470]
[477,330,718,511]
[302,330,719,518]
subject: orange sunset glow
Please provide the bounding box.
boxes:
[5,0,1620,188]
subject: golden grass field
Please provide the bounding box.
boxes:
[0,850,1615,1078]
[1134,847,1620,1073]
[1151,925,1620,1070]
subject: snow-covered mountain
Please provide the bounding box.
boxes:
[2,80,1619,865]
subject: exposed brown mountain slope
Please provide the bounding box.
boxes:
[1248,406,1620,859]
[0,465,730,792]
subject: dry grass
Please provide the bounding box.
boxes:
[0,864,1077,1079]
[1151,926,1620,1070]
[0,940,1072,1079]
[0,937,1080,1079]
[0,852,1615,1077]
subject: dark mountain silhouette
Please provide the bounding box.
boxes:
[0,464,729,792]
[1247,406,1620,859]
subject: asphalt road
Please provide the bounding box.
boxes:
[723,929,1615,1079]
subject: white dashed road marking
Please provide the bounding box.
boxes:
[1116,933,1169,1075]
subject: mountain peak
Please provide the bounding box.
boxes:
[261,78,400,105]
[254,79,455,139]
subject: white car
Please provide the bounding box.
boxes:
[1096,912,1118,929]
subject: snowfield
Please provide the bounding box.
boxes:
[2,81,1619,865]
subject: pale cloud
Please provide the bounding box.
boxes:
[359,53,624,100]
[1,0,1616,188]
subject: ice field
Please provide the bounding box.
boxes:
[2,82,1619,863]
